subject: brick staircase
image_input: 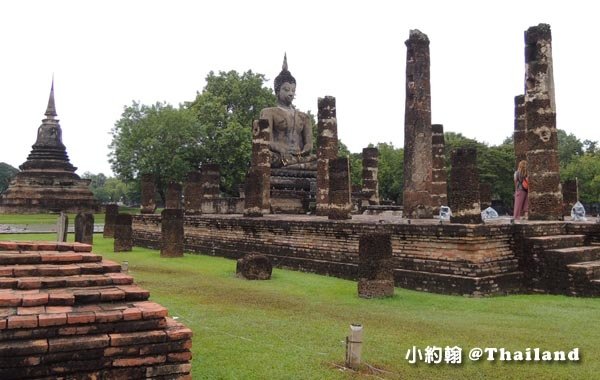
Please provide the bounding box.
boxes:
[0,241,192,379]
[522,235,600,296]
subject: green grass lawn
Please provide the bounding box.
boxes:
[0,208,140,225]
[1,233,598,379]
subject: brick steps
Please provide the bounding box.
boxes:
[0,241,192,379]
[525,234,585,250]
[568,260,600,296]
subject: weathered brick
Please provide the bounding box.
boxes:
[0,339,48,355]
[110,330,166,346]
[94,310,123,323]
[47,292,74,306]
[48,334,109,352]
[99,288,125,301]
[38,313,67,327]
[12,265,37,276]
[7,314,38,329]
[146,363,192,377]
[104,345,140,357]
[67,311,95,324]
[122,307,142,321]
[167,351,192,362]
[17,277,42,290]
[17,306,45,315]
[112,355,166,367]
[22,292,49,306]
[0,278,18,289]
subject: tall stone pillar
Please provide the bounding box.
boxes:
[161,209,184,257]
[244,119,271,217]
[75,212,94,245]
[562,179,577,217]
[328,157,352,220]
[513,95,527,168]
[479,183,492,210]
[183,170,202,215]
[140,174,156,214]
[524,23,562,220]
[403,29,433,219]
[200,164,220,199]
[357,233,394,298]
[165,182,182,209]
[449,148,482,224]
[103,204,119,238]
[316,96,338,216]
[114,214,133,252]
[431,124,447,214]
[361,147,379,206]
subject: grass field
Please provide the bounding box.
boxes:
[1,233,598,379]
[0,207,140,225]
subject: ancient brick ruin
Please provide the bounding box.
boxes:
[165,183,182,210]
[0,82,97,214]
[0,241,192,379]
[114,214,133,252]
[74,212,94,245]
[328,158,352,220]
[448,148,482,224]
[183,171,202,215]
[244,120,271,217]
[236,254,272,280]
[357,234,394,298]
[403,29,433,219]
[479,183,492,211]
[524,24,563,220]
[140,174,157,214]
[161,209,184,258]
[103,204,119,238]
[361,148,380,207]
[513,95,527,168]
[431,124,447,214]
[316,96,338,216]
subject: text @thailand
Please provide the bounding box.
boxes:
[405,346,580,364]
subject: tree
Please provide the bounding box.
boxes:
[0,162,18,194]
[109,102,201,204]
[558,129,584,167]
[82,172,110,203]
[188,70,276,195]
[376,142,404,203]
[562,154,600,204]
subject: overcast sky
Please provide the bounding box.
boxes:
[1,0,598,176]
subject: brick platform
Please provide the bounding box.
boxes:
[0,241,192,379]
[132,214,600,297]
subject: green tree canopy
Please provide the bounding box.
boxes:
[109,101,200,203]
[188,70,276,194]
[0,162,19,194]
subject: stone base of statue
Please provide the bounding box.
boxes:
[270,168,316,214]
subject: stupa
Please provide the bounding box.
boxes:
[0,81,98,213]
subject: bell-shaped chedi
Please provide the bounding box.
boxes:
[0,81,98,213]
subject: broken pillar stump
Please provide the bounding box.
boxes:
[114,213,133,252]
[236,253,273,280]
[75,212,94,245]
[161,208,184,257]
[357,233,394,298]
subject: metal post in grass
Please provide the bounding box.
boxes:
[345,323,363,370]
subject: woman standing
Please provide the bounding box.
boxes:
[513,160,529,220]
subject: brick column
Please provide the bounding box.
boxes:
[449,148,482,224]
[114,214,133,252]
[524,23,562,220]
[103,204,119,238]
[357,233,394,298]
[244,119,271,217]
[316,96,338,216]
[479,183,492,210]
[183,170,202,215]
[328,157,352,220]
[165,182,182,209]
[403,29,433,219]
[431,124,447,214]
[75,212,94,245]
[562,179,577,216]
[361,147,379,206]
[200,164,220,199]
[161,209,184,258]
[513,95,527,168]
[140,174,156,214]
